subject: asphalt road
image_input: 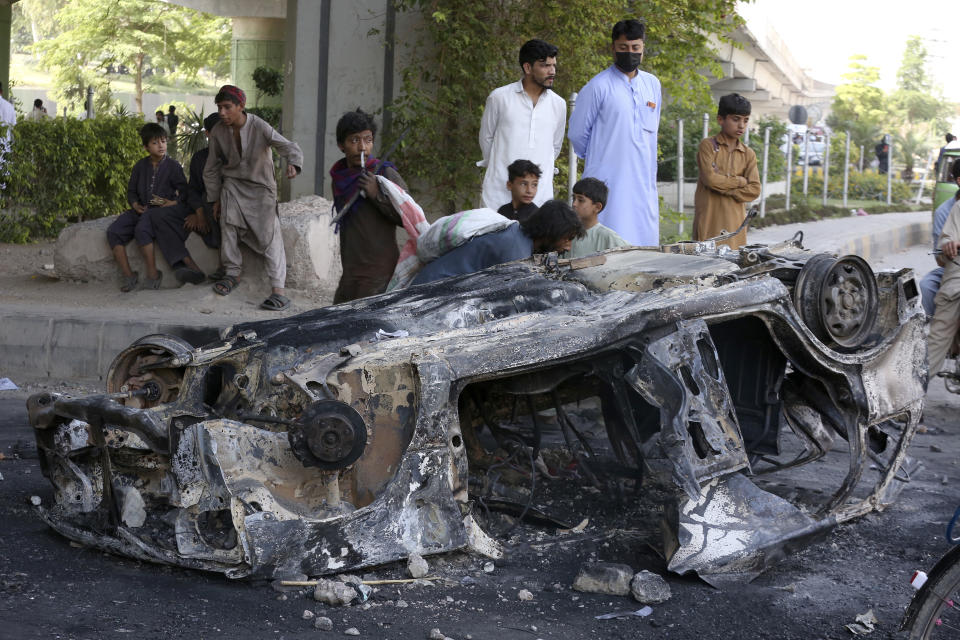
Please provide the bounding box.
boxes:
[1,376,959,640]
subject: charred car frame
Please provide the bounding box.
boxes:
[26,236,926,583]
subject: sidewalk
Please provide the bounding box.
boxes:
[0,209,932,383]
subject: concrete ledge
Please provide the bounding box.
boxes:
[0,311,224,383]
[55,195,341,292]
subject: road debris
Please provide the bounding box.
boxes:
[572,562,633,596]
[630,570,671,604]
[845,609,879,635]
[407,553,429,579]
[313,579,359,606]
[595,606,654,620]
[518,589,534,601]
[314,616,333,631]
[344,628,360,636]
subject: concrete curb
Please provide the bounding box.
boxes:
[0,311,223,384]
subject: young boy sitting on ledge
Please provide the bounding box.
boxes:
[105,122,187,291]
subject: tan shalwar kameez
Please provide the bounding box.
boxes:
[927,200,960,375]
[203,113,304,288]
[692,133,761,249]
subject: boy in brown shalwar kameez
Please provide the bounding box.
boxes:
[692,93,761,249]
[204,85,304,310]
[330,109,407,304]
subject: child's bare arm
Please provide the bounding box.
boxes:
[697,138,747,194]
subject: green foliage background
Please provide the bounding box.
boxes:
[390,0,741,212]
[0,116,144,242]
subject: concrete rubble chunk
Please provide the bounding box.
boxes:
[518,589,534,601]
[630,570,672,604]
[313,579,359,606]
[407,552,429,579]
[302,609,315,620]
[314,616,334,631]
[572,562,633,596]
[344,627,360,636]
[53,195,341,291]
[428,629,445,640]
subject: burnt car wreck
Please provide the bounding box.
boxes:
[26,235,926,584]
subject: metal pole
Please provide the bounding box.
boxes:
[915,149,934,204]
[744,126,750,144]
[822,131,831,207]
[86,85,94,119]
[785,133,792,210]
[859,145,864,172]
[843,131,851,208]
[886,141,893,205]
[802,131,810,198]
[760,127,770,217]
[702,112,709,140]
[677,118,684,234]
[567,92,577,205]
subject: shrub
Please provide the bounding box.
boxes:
[0,115,144,242]
[790,169,912,202]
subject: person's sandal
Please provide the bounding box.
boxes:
[260,293,290,311]
[142,272,163,290]
[207,267,226,283]
[175,266,206,285]
[213,274,239,296]
[120,271,139,293]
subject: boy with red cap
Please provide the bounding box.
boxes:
[204,84,304,310]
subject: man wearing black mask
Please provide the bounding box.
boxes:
[568,19,661,246]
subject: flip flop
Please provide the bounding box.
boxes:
[175,266,206,285]
[120,271,139,293]
[142,272,163,290]
[213,274,239,296]
[260,293,290,311]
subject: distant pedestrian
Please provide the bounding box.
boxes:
[27,99,48,121]
[167,105,180,156]
[0,81,17,169]
[919,160,960,315]
[875,136,890,175]
[478,39,565,210]
[691,93,761,249]
[568,19,661,246]
[155,110,170,137]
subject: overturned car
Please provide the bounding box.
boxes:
[26,235,926,583]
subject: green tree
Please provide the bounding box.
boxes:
[825,55,888,151]
[11,0,66,56]
[35,0,230,114]
[391,0,742,212]
[891,35,950,128]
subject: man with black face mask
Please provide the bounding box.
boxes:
[568,19,661,246]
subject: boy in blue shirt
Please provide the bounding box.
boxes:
[106,123,186,291]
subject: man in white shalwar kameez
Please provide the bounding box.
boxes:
[478,39,566,211]
[568,19,661,246]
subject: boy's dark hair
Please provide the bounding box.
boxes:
[521,199,586,246]
[155,110,164,117]
[612,19,645,42]
[336,109,377,145]
[573,177,608,209]
[169,105,176,113]
[33,98,42,108]
[203,112,221,132]
[946,133,956,143]
[507,159,541,182]
[718,93,751,117]
[518,39,558,71]
[139,122,167,146]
